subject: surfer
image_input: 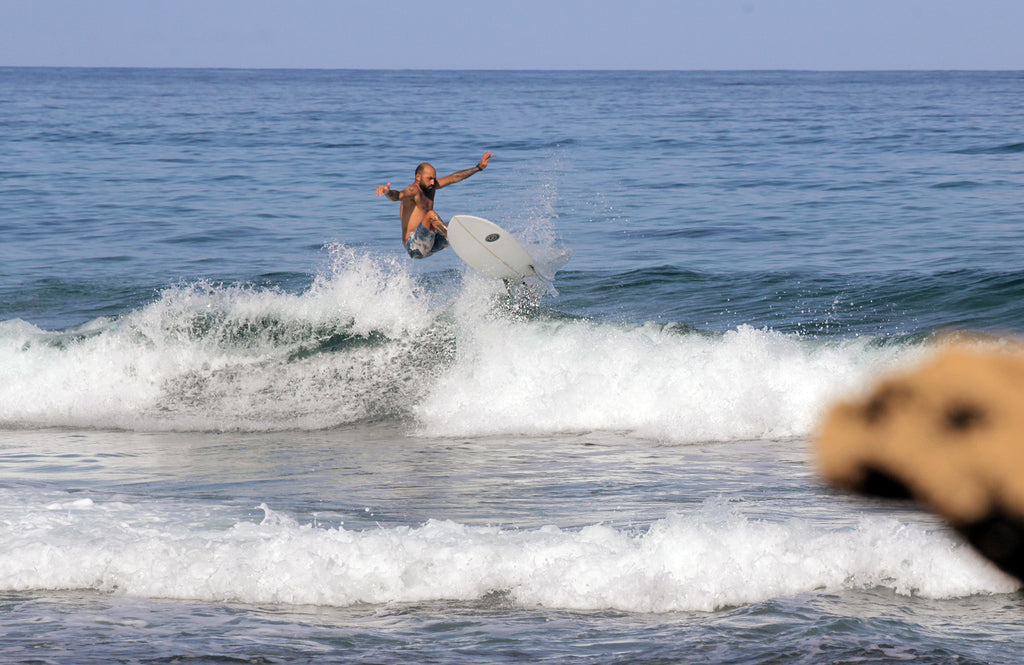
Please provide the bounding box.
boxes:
[376,152,492,259]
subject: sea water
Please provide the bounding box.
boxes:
[1,68,1024,663]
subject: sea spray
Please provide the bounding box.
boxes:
[0,492,1014,612]
[418,316,922,442]
[0,247,446,430]
[1,248,926,437]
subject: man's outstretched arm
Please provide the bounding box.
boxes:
[437,151,492,188]
[375,182,402,201]
[377,182,420,202]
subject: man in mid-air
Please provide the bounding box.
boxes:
[376,152,492,258]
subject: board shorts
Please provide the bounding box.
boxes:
[404,223,449,259]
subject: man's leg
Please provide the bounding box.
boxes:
[427,211,448,237]
[406,223,448,258]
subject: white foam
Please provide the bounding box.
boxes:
[1,248,921,438]
[417,317,916,442]
[0,247,439,431]
[0,495,1014,611]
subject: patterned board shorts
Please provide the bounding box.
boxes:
[404,223,450,259]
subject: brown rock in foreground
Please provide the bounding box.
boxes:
[816,344,1024,581]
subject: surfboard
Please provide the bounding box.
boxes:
[446,215,545,281]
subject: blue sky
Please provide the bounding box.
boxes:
[2,0,1023,70]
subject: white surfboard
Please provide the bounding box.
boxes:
[446,215,545,281]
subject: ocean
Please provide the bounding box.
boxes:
[2,67,1024,663]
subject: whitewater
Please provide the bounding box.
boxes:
[0,495,1014,614]
[1,246,918,440]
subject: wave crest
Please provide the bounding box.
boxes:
[3,249,921,439]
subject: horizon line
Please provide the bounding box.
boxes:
[2,65,1023,73]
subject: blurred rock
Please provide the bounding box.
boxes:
[816,344,1024,581]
